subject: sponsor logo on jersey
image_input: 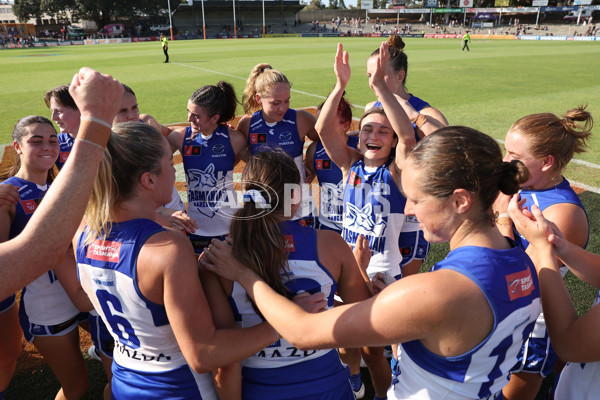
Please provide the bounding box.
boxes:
[250,133,267,144]
[279,132,292,141]
[349,171,361,186]
[20,199,38,214]
[212,144,225,154]
[405,215,419,223]
[60,152,69,163]
[316,159,332,170]
[283,235,296,252]
[183,145,202,156]
[87,240,122,263]
[401,246,413,256]
[505,268,535,301]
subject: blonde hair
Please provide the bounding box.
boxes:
[242,63,291,114]
[84,122,166,245]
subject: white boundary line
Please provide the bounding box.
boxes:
[171,62,367,108]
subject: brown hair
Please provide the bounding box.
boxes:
[190,81,239,123]
[8,115,57,181]
[317,91,353,125]
[44,84,77,110]
[230,150,300,299]
[242,63,291,114]
[409,126,530,225]
[371,34,408,85]
[509,106,592,173]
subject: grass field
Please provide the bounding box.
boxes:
[2,37,599,186]
[2,37,600,399]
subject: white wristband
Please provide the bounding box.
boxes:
[498,212,510,218]
[77,138,105,151]
[80,116,112,129]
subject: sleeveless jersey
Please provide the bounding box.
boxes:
[373,94,431,141]
[181,125,236,237]
[247,108,313,221]
[55,132,75,170]
[390,242,541,400]
[75,219,217,399]
[229,220,352,399]
[514,178,588,341]
[342,159,418,283]
[4,176,80,326]
[313,136,359,232]
[514,179,588,254]
[553,290,600,400]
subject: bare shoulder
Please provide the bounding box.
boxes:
[139,229,195,272]
[237,115,252,135]
[420,106,449,125]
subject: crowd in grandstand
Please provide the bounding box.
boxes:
[0,34,599,400]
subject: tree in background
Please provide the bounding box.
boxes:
[13,0,175,31]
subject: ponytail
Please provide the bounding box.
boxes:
[242,63,291,114]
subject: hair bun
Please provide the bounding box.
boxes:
[499,160,529,195]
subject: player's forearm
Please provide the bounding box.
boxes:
[1,139,105,297]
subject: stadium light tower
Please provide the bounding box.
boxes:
[168,0,174,40]
[201,0,206,39]
[262,0,266,36]
[233,0,237,38]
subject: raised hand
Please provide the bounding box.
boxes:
[369,42,389,93]
[334,42,351,88]
[69,67,123,126]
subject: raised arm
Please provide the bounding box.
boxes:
[0,67,122,299]
[509,198,600,362]
[315,43,361,172]
[369,42,415,172]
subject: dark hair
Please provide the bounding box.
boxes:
[190,81,239,123]
[509,105,592,173]
[44,84,77,110]
[371,34,408,85]
[409,126,530,225]
[122,84,136,97]
[230,150,300,300]
[317,91,353,125]
[8,115,57,181]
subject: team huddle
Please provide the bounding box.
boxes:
[0,35,598,400]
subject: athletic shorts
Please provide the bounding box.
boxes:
[189,233,228,255]
[511,336,557,378]
[0,294,16,313]
[399,230,430,271]
[315,222,342,235]
[241,350,353,400]
[89,310,114,358]
[20,311,88,343]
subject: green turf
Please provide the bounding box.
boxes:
[3,37,600,399]
[1,38,600,183]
